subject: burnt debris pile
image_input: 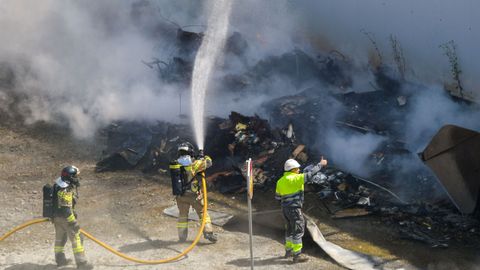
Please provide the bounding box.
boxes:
[95,111,304,180]
[93,23,480,247]
[0,6,477,247]
[95,112,480,248]
[376,202,479,248]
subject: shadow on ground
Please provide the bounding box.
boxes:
[3,263,74,270]
[226,255,292,267]
[118,238,182,254]
[222,209,347,268]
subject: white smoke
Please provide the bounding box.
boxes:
[0,0,479,145]
[0,0,195,138]
[324,130,386,177]
[300,0,480,96]
[404,84,480,152]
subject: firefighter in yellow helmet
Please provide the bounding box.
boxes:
[52,165,93,269]
[275,157,327,263]
[169,142,217,243]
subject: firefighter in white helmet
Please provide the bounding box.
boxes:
[275,157,327,263]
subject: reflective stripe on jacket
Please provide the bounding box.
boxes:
[170,156,212,193]
[54,185,76,221]
[189,156,212,192]
[275,171,305,208]
[58,189,74,207]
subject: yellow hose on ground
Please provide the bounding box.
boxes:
[0,172,208,264]
[0,217,49,242]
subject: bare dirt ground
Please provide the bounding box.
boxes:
[0,122,479,270]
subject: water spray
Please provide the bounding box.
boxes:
[191,0,232,150]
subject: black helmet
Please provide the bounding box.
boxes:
[61,165,80,186]
[177,142,194,156]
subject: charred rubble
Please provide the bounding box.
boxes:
[0,5,472,247]
[260,76,480,247]
[143,22,354,95]
[92,19,480,248]
[0,1,477,249]
[96,110,480,248]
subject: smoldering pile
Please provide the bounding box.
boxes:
[1,2,479,249]
[87,16,480,248]
[95,111,480,249]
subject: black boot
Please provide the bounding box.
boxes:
[77,261,94,270]
[292,253,309,263]
[178,236,187,243]
[178,230,188,242]
[55,253,71,267]
[203,232,218,243]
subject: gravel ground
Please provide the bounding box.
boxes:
[1,123,479,270]
[0,123,344,270]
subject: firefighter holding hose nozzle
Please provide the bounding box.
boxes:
[169,142,218,243]
[275,157,328,263]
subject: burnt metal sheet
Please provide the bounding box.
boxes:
[421,125,480,214]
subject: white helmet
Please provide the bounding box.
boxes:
[284,159,301,171]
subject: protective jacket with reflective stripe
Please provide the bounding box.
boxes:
[169,156,212,194]
[53,184,76,222]
[275,163,323,208]
[275,172,305,208]
[188,156,212,192]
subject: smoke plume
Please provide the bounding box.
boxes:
[0,1,479,183]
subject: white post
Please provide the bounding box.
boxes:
[246,158,254,270]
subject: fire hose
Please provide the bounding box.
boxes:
[0,172,208,264]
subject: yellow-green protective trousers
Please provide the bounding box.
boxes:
[53,217,87,265]
[282,207,305,255]
[176,192,213,241]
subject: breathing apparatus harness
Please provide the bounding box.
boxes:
[170,142,206,196]
[42,166,80,219]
